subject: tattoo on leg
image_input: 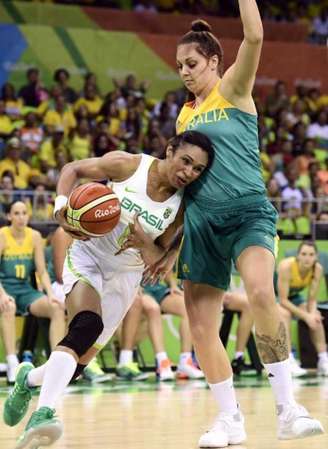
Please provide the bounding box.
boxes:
[255,322,289,364]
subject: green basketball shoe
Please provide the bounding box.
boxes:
[16,407,63,449]
[3,362,34,426]
[116,362,149,381]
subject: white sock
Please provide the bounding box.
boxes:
[179,352,191,365]
[119,350,133,365]
[27,362,48,387]
[264,359,296,407]
[37,351,77,410]
[6,354,19,366]
[208,376,239,414]
[235,351,244,359]
[318,352,328,363]
[156,352,168,364]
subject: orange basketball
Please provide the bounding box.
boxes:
[66,182,121,237]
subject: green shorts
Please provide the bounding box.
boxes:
[178,194,278,291]
[4,282,44,315]
[143,283,170,305]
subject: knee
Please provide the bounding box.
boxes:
[144,301,161,318]
[49,302,65,319]
[248,285,275,309]
[58,311,104,358]
[1,301,16,317]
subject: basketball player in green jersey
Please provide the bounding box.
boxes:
[171,1,324,446]
[277,241,328,377]
[0,201,65,383]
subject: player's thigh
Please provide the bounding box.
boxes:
[66,280,102,322]
[141,293,161,315]
[160,292,186,317]
[96,271,142,348]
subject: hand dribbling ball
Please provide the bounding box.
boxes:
[66,182,121,237]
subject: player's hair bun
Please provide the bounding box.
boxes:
[191,20,212,33]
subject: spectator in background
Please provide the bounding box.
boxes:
[307,109,328,147]
[312,8,328,45]
[0,82,23,120]
[143,118,166,153]
[68,119,92,161]
[0,100,14,138]
[267,177,282,213]
[37,84,63,117]
[93,132,118,157]
[0,171,16,215]
[39,126,67,173]
[0,138,44,190]
[18,68,46,108]
[120,107,143,143]
[265,80,290,118]
[19,112,44,161]
[157,102,176,139]
[43,94,76,136]
[153,91,178,120]
[32,184,54,221]
[281,166,304,218]
[134,0,158,13]
[53,68,78,104]
[114,73,149,100]
[75,83,102,119]
[83,72,100,96]
[317,157,328,194]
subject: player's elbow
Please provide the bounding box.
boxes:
[244,25,263,44]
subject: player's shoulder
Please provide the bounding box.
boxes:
[314,262,323,276]
[278,257,293,272]
[102,151,143,182]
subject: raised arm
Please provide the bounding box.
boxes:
[220,0,263,101]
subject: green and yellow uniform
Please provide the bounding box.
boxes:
[0,226,43,314]
[176,81,277,290]
[143,280,171,305]
[275,257,314,307]
[44,245,56,284]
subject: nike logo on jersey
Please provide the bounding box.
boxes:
[125,187,137,194]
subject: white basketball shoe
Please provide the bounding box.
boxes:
[198,410,246,448]
[277,403,324,440]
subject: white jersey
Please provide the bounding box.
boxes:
[71,154,183,275]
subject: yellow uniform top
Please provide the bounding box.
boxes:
[288,257,314,295]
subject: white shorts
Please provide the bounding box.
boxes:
[51,281,66,304]
[62,244,142,348]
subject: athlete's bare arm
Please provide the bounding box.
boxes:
[52,227,72,284]
[0,233,12,313]
[220,0,263,111]
[57,152,142,197]
[32,230,55,301]
[307,263,323,313]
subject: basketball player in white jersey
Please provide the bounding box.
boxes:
[4,130,214,449]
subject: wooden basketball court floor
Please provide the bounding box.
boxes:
[0,375,327,449]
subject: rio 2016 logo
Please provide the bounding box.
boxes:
[94,204,120,218]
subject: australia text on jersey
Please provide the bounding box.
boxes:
[186,108,229,129]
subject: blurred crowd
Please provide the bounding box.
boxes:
[0,66,327,234]
[50,0,328,44]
